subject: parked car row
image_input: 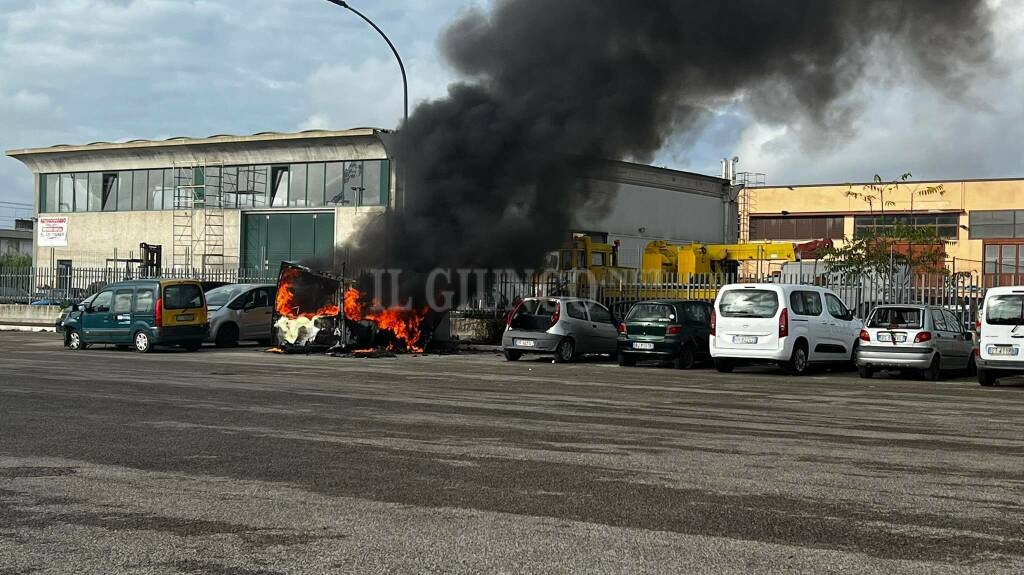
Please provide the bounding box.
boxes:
[58,279,276,353]
[50,276,1024,389]
[500,283,1014,387]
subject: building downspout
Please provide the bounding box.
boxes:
[725,183,744,244]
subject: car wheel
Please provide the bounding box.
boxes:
[978,369,997,387]
[618,353,636,367]
[503,349,522,361]
[857,365,874,379]
[675,344,696,370]
[215,323,239,348]
[966,353,977,376]
[922,355,942,381]
[182,341,203,352]
[66,329,85,350]
[782,342,809,376]
[133,330,154,353]
[849,341,861,370]
[553,338,575,364]
[713,358,734,373]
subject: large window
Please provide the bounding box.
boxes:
[289,164,307,207]
[73,173,88,213]
[970,210,1024,239]
[59,174,74,212]
[117,171,133,211]
[853,213,959,239]
[984,242,1024,288]
[237,165,269,208]
[343,161,363,206]
[749,215,843,240]
[43,174,58,213]
[325,163,344,206]
[88,173,102,211]
[102,173,118,211]
[307,163,325,208]
[270,166,289,207]
[148,169,165,210]
[132,170,148,210]
[38,160,390,213]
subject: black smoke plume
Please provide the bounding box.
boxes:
[348,0,992,276]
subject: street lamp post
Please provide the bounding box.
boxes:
[322,0,408,129]
[322,0,408,283]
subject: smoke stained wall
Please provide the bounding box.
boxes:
[347,0,993,274]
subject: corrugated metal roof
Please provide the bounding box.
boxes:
[5,128,386,157]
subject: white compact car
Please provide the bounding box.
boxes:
[976,285,1024,386]
[710,283,862,375]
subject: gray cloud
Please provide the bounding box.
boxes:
[0,0,1020,217]
[0,0,465,207]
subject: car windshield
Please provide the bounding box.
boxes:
[986,295,1024,326]
[625,303,676,322]
[719,289,779,318]
[205,285,249,307]
[867,307,923,329]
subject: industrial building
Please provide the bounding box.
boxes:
[0,220,32,258]
[6,129,737,274]
[745,177,1024,287]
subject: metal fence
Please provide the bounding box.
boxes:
[596,271,983,330]
[0,265,986,330]
[0,266,277,305]
[453,269,985,329]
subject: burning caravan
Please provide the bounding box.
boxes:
[273,262,343,352]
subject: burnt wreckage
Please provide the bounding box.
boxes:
[272,262,433,353]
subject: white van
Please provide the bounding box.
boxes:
[710,283,862,375]
[976,286,1024,386]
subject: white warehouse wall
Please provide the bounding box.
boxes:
[573,176,732,269]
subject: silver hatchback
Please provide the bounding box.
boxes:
[855,305,975,380]
[206,284,276,347]
[501,297,619,362]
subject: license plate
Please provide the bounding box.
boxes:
[877,333,907,343]
[733,335,758,344]
[989,346,1018,356]
[175,314,195,322]
[514,339,535,347]
[632,342,655,350]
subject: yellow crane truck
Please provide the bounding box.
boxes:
[552,236,830,301]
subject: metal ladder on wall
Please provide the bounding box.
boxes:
[171,160,225,269]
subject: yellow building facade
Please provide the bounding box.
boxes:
[746,178,1024,286]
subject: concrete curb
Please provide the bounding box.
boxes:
[0,325,56,333]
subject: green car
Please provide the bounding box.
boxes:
[62,279,209,353]
[616,299,713,369]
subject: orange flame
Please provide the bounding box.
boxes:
[344,286,363,321]
[344,287,429,352]
[276,267,341,320]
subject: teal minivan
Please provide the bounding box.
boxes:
[62,279,209,353]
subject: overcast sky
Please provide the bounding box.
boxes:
[1,0,1022,214]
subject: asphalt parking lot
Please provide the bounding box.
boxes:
[2,331,1024,574]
